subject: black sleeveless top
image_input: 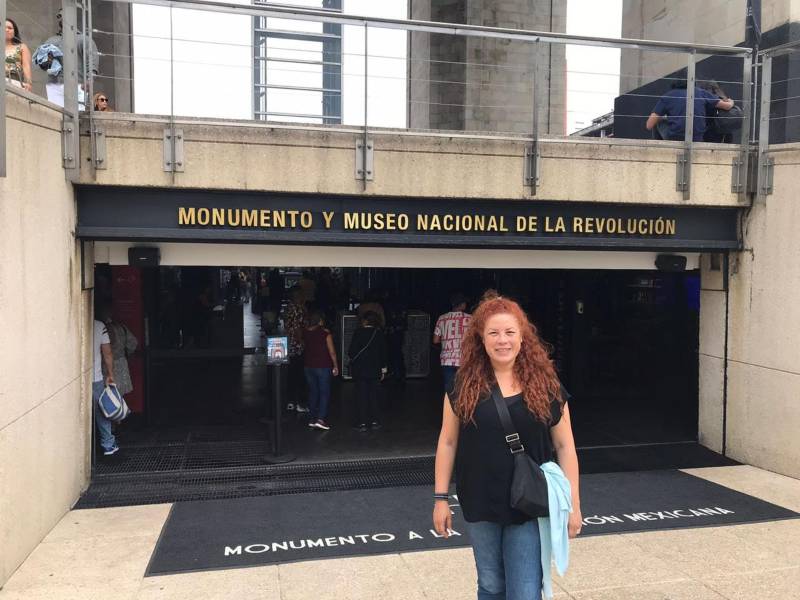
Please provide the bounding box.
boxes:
[449,384,568,525]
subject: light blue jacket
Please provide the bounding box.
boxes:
[537,461,572,599]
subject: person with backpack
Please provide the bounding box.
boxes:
[348,311,387,432]
[702,80,743,143]
[646,80,733,141]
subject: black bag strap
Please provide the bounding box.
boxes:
[349,328,377,364]
[490,385,525,455]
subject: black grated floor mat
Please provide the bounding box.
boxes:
[77,455,436,508]
[78,441,739,509]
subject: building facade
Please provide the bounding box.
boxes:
[2,0,800,589]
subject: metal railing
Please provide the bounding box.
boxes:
[755,39,800,201]
[2,0,766,202]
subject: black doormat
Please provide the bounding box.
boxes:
[145,469,798,576]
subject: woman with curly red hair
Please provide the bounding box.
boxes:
[432,292,581,599]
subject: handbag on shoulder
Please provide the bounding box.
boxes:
[491,385,550,518]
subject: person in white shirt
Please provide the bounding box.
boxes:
[93,319,118,456]
[433,293,471,395]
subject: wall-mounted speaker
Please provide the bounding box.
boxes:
[655,254,687,272]
[128,247,160,267]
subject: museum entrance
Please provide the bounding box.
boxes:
[91,263,701,472]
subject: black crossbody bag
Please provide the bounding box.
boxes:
[490,385,550,518]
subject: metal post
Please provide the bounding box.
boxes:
[757,53,773,201]
[736,52,753,202]
[362,23,368,190]
[0,0,6,178]
[679,52,696,200]
[526,41,541,195]
[62,0,80,181]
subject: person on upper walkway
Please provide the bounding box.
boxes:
[646,80,733,141]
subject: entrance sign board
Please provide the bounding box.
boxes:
[77,187,740,251]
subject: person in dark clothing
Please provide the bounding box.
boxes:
[702,81,736,143]
[432,292,581,600]
[646,80,733,141]
[347,311,387,432]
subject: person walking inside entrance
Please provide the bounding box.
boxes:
[432,293,581,599]
[303,309,339,430]
[433,292,471,394]
[93,319,118,456]
[348,311,387,432]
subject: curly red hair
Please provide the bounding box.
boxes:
[453,293,562,424]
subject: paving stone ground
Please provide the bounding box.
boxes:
[1,465,799,600]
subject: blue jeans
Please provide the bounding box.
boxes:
[304,367,332,421]
[466,520,543,600]
[92,380,116,452]
[442,365,458,395]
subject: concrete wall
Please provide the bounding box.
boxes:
[620,0,748,93]
[0,95,90,586]
[80,115,746,207]
[408,0,567,135]
[722,145,800,477]
[698,144,800,478]
[620,0,799,94]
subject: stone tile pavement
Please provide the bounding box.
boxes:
[1,465,798,599]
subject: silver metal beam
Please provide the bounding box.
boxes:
[759,38,800,58]
[5,85,75,117]
[757,54,773,200]
[678,53,695,200]
[62,0,80,181]
[736,53,753,202]
[104,0,748,55]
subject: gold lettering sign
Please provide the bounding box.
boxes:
[175,207,679,238]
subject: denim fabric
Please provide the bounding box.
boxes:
[441,365,458,396]
[92,380,116,452]
[304,367,332,421]
[466,520,543,600]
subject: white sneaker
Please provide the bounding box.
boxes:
[103,445,119,456]
[295,405,310,413]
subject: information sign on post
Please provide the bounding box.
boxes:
[266,335,289,365]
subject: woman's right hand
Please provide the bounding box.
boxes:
[432,500,452,538]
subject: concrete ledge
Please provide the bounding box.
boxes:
[79,114,746,207]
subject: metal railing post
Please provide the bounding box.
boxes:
[736,52,753,202]
[62,0,80,181]
[678,52,696,200]
[355,23,372,187]
[525,41,541,196]
[363,22,368,189]
[757,53,773,201]
[0,0,6,178]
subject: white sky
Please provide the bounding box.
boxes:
[565,0,623,133]
[133,0,623,133]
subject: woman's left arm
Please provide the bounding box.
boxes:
[21,44,33,91]
[551,402,582,538]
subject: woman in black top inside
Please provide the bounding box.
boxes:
[347,311,387,432]
[433,292,581,600]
